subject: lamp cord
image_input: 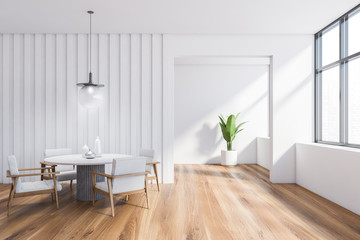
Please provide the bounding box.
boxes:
[89,11,92,83]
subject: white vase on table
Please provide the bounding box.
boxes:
[94,136,102,157]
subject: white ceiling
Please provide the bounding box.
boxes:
[1,0,359,34]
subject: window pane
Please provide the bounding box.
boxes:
[321,66,340,142]
[321,23,339,67]
[348,10,360,56]
[348,58,360,144]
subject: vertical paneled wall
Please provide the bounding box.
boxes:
[0,33,163,183]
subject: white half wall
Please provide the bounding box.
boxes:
[296,143,360,215]
[0,33,164,183]
[257,137,271,170]
[174,57,269,164]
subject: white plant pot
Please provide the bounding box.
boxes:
[221,150,238,166]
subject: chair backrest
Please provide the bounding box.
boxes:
[8,155,22,192]
[139,149,154,159]
[139,149,155,173]
[111,157,146,194]
[44,148,73,172]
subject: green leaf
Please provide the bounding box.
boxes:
[219,114,225,121]
[235,121,247,132]
[226,115,236,136]
[236,129,244,134]
[219,112,247,145]
[218,115,226,127]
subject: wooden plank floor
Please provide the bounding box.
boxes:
[1,164,360,239]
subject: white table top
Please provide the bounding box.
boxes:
[44,154,131,166]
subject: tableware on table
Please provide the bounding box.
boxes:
[84,149,96,159]
[82,145,90,157]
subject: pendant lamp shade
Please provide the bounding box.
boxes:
[78,85,103,108]
[77,11,104,108]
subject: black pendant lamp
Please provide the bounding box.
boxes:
[77,11,104,108]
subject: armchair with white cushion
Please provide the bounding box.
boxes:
[40,148,76,190]
[140,149,160,191]
[6,155,62,216]
[92,157,149,217]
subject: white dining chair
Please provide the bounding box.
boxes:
[40,148,76,190]
[7,155,62,216]
[91,157,149,217]
[140,149,160,191]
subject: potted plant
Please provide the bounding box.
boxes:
[218,113,247,166]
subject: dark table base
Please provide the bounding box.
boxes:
[77,165,105,201]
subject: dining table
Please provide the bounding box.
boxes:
[44,154,131,201]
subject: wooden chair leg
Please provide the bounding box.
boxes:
[145,180,149,209]
[7,192,14,216]
[8,178,17,216]
[153,164,160,192]
[109,193,115,217]
[7,184,14,207]
[92,172,95,206]
[51,166,56,179]
[54,191,59,209]
[145,191,149,209]
[53,178,59,209]
[40,163,45,181]
[70,180,73,190]
[107,178,115,217]
[47,168,52,179]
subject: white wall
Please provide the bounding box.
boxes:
[174,58,269,164]
[257,137,271,170]
[0,33,164,183]
[163,34,313,183]
[270,38,313,183]
[296,143,360,215]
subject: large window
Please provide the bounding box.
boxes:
[315,5,360,147]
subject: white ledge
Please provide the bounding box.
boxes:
[296,142,360,153]
[175,56,270,65]
[257,136,270,140]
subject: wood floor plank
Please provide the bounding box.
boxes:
[1,164,360,240]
